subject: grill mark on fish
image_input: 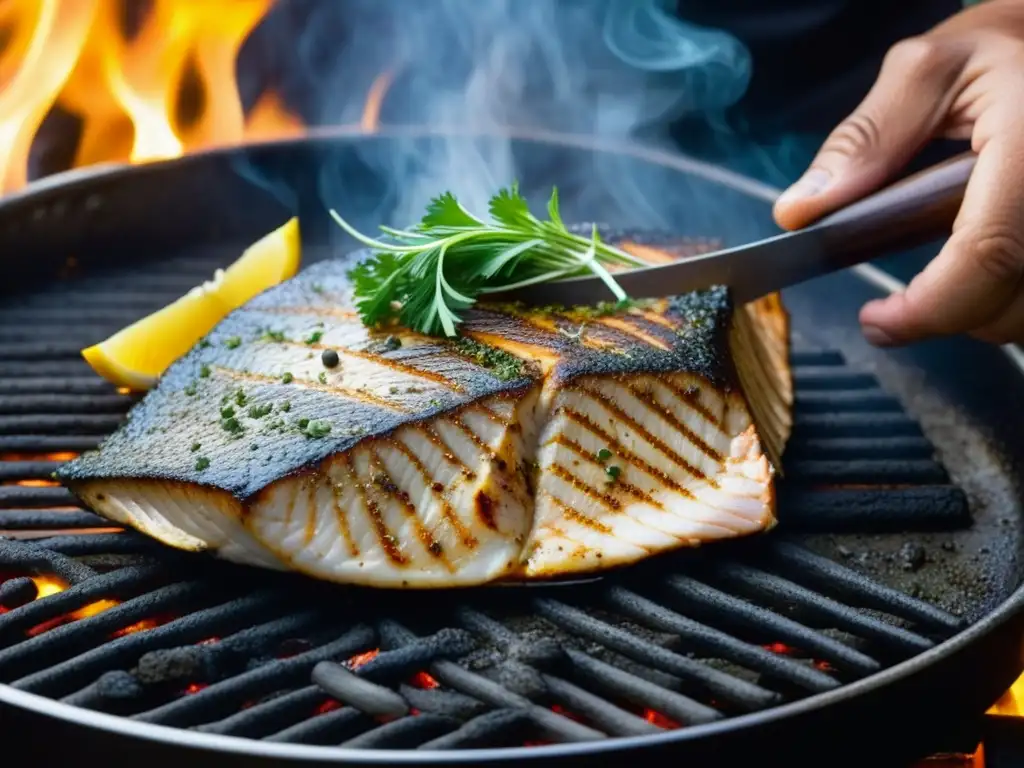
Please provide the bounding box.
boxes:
[634,309,677,330]
[368,450,448,567]
[466,312,577,352]
[382,436,479,549]
[660,380,722,427]
[593,317,671,351]
[625,382,723,461]
[448,414,495,456]
[545,427,688,501]
[546,463,623,511]
[542,493,614,535]
[474,489,499,531]
[215,367,410,412]
[419,424,469,472]
[572,384,714,486]
[552,458,661,508]
[302,479,317,546]
[287,343,465,392]
[364,496,407,565]
[351,454,406,565]
[331,460,360,557]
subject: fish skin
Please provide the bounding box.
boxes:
[59,227,792,587]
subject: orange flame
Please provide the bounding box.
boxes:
[989,672,1024,717]
[0,0,303,194]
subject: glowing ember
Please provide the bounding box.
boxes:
[110,614,175,638]
[315,698,342,716]
[182,682,207,695]
[0,452,79,462]
[346,649,380,670]
[763,642,799,655]
[410,671,439,689]
[13,479,59,487]
[643,709,680,729]
[30,575,67,598]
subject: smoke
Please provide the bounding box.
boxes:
[248,0,788,247]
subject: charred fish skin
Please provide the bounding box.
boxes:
[58,258,540,498]
[58,226,792,587]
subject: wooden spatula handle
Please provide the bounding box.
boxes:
[816,152,976,255]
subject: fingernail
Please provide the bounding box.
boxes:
[777,168,832,206]
[862,324,895,347]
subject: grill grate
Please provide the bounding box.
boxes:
[0,255,977,750]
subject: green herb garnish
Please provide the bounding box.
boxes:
[190,442,201,452]
[199,364,211,378]
[303,419,332,439]
[279,401,291,412]
[195,456,210,471]
[318,371,327,385]
[305,330,324,345]
[605,465,621,482]
[183,383,197,397]
[248,403,273,419]
[225,336,242,349]
[281,372,293,384]
[329,184,645,337]
[452,337,525,381]
[221,417,243,435]
[596,448,613,463]
[263,329,286,343]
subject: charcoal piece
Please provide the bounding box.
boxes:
[489,660,548,700]
[95,670,143,700]
[134,646,212,685]
[398,684,488,720]
[507,637,565,669]
[0,576,37,608]
[311,661,409,718]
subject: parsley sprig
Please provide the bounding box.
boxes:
[329,184,646,337]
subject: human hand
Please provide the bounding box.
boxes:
[773,0,1024,346]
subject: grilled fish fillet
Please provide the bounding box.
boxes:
[59,228,793,587]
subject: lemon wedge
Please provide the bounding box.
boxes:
[82,217,301,391]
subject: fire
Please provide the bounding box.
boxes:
[346,648,380,670]
[0,0,303,194]
[988,672,1024,716]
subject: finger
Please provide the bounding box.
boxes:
[971,288,1024,345]
[859,124,1024,345]
[774,37,966,231]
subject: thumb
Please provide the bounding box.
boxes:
[773,38,967,231]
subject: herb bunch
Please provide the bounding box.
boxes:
[329,184,646,337]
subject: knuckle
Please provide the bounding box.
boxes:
[882,36,950,76]
[820,112,884,159]
[962,229,1024,283]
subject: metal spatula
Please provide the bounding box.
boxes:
[496,152,976,306]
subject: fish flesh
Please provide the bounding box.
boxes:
[58,228,793,588]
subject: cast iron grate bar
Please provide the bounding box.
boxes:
[0,519,967,750]
[0,311,974,750]
[0,351,970,537]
